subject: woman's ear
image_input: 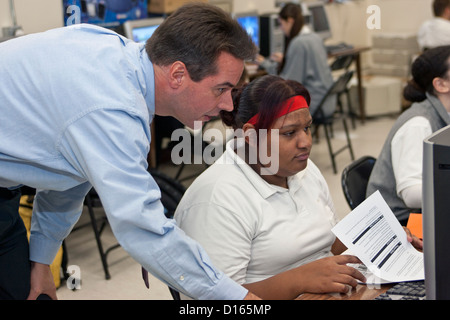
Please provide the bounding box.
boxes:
[243,123,258,147]
[433,76,450,94]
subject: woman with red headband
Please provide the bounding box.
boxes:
[174,75,365,299]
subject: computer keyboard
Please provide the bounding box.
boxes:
[375,281,426,300]
[326,42,354,55]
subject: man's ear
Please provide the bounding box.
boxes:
[168,61,187,89]
[433,76,450,94]
[443,6,450,20]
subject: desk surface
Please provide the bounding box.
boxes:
[328,46,371,58]
[296,283,390,300]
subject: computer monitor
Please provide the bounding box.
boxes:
[63,0,148,27]
[123,17,165,43]
[423,124,450,300]
[234,12,260,49]
[306,2,331,41]
[259,13,285,57]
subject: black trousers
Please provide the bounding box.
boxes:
[0,187,30,300]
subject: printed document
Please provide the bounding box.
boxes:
[332,191,424,284]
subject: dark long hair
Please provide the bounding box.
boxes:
[403,45,450,102]
[220,75,311,131]
[278,3,304,74]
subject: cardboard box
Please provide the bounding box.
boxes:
[148,0,207,14]
[372,33,419,53]
[349,76,403,117]
[369,64,410,78]
[372,49,412,66]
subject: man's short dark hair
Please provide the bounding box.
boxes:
[433,0,450,16]
[146,3,257,82]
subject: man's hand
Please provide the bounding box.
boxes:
[27,261,57,300]
[243,291,261,300]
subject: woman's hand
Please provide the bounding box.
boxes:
[243,254,366,299]
[269,52,283,63]
[403,226,423,251]
[296,255,366,295]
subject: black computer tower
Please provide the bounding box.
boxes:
[259,13,285,58]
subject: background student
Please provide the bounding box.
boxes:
[366,46,450,225]
[257,2,334,116]
[417,0,450,51]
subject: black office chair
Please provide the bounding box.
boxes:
[173,117,227,182]
[341,156,376,210]
[330,54,358,128]
[83,169,186,280]
[312,70,355,174]
[330,53,355,72]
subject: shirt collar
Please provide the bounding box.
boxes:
[139,45,156,117]
[300,25,312,35]
[426,92,450,125]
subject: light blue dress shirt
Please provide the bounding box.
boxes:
[0,24,247,300]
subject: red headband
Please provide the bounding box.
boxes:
[246,95,309,126]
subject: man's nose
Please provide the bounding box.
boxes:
[218,91,234,112]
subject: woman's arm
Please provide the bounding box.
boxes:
[391,116,432,208]
[331,238,347,255]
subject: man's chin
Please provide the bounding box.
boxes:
[185,120,205,130]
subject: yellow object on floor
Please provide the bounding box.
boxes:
[18,195,63,288]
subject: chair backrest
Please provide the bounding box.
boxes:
[330,54,355,71]
[329,70,354,96]
[313,70,354,120]
[341,156,376,210]
[149,168,186,219]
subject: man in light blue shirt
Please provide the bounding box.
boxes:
[0,3,258,300]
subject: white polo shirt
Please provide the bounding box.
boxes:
[175,138,338,285]
[417,17,450,50]
[391,116,432,208]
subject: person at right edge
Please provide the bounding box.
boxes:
[366,46,450,226]
[417,0,450,51]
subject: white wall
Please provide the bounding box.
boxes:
[0,0,63,35]
[0,0,435,39]
[232,0,277,14]
[325,0,433,47]
[0,0,278,35]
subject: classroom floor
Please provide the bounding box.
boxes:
[56,113,398,300]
